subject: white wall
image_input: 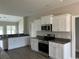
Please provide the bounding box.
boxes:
[37,31,71,39]
[23,16,38,34]
[72,16,76,59]
[18,19,24,33]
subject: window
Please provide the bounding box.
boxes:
[0,26,3,35]
[7,25,16,34]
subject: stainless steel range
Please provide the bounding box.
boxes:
[38,40,49,56]
[37,34,55,55]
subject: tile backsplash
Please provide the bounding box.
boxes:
[37,31,71,39]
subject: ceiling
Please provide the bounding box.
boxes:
[0,14,22,22]
[0,0,79,16]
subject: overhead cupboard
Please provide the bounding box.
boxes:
[40,14,71,31]
[41,15,53,24]
[52,14,71,32]
[31,14,71,37]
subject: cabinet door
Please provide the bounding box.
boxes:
[31,39,38,51]
[36,19,41,31]
[41,15,53,24]
[56,44,63,59]
[49,42,57,59]
[0,40,3,49]
[31,20,40,37]
[53,14,71,32]
[53,16,59,31]
[58,17,66,31]
[8,37,28,50]
[41,17,46,25]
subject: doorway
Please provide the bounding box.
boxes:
[75,17,79,58]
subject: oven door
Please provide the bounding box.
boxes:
[38,42,49,54]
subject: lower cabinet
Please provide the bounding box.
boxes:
[8,36,30,50]
[49,42,71,59]
[0,40,3,49]
[31,39,38,52]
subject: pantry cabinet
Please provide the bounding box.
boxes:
[52,14,71,32]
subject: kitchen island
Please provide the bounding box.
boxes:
[0,34,30,51]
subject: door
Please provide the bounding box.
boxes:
[53,16,59,31]
[56,44,63,59]
[49,42,57,59]
[38,42,49,54]
[31,39,38,51]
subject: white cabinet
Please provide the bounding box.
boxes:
[8,36,29,50]
[36,19,41,31]
[0,40,3,49]
[31,19,41,37]
[41,15,53,25]
[53,14,71,32]
[31,39,38,52]
[49,42,71,59]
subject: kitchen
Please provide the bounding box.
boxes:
[0,0,78,59]
[0,13,76,59]
[30,14,72,59]
[0,14,72,59]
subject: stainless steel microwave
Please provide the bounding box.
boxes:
[41,24,52,31]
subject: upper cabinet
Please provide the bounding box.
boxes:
[52,14,71,32]
[41,15,53,25]
[30,14,71,37]
[30,19,41,37]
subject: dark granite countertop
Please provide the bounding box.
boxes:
[7,34,29,38]
[31,36,71,44]
[49,38,71,44]
[0,34,29,40]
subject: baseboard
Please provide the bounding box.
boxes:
[8,45,30,50]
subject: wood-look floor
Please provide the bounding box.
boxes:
[1,46,79,59]
[0,46,48,59]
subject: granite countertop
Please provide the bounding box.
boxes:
[7,34,29,38]
[0,34,29,40]
[31,37,71,44]
[49,38,71,44]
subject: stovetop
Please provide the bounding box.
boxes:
[37,35,55,41]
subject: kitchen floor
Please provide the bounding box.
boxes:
[0,46,48,59]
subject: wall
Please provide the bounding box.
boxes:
[0,21,18,34]
[18,19,24,33]
[23,16,38,34]
[75,17,79,52]
[37,31,71,39]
